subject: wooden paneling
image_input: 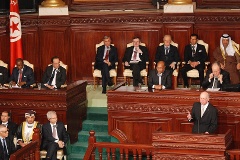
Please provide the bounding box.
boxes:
[197,0,240,8]
[0,11,240,84]
[108,86,240,148]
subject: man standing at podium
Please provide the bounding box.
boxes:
[187,91,218,134]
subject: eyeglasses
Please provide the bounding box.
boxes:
[0,130,9,133]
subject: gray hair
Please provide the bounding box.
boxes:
[103,36,111,40]
[46,111,57,119]
[0,124,7,131]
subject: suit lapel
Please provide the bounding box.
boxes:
[47,123,52,135]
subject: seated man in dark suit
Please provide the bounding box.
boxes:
[9,58,35,88]
[0,124,16,160]
[148,61,172,90]
[0,66,8,85]
[181,34,207,88]
[42,56,66,89]
[0,111,18,137]
[187,91,218,134]
[94,36,118,94]
[202,62,230,90]
[154,35,180,73]
[41,111,68,160]
[16,110,41,148]
[122,37,149,86]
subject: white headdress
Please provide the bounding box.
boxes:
[220,34,235,56]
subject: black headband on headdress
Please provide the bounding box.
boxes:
[222,34,230,39]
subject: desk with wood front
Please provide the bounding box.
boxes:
[0,80,87,143]
[107,86,240,148]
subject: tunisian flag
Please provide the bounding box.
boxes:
[9,0,23,73]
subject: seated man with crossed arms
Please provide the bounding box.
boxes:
[148,61,172,90]
[42,56,66,89]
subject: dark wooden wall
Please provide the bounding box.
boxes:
[0,11,240,83]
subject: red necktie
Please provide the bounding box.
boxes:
[18,70,22,83]
[104,48,109,60]
[133,50,137,61]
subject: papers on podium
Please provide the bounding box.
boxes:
[206,88,220,92]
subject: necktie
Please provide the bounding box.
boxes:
[104,47,110,60]
[52,125,57,139]
[158,74,162,85]
[165,47,169,55]
[212,78,218,88]
[192,45,195,57]
[48,69,56,85]
[133,48,137,61]
[2,138,8,159]
[18,70,22,83]
[201,106,205,117]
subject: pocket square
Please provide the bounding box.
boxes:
[199,50,202,52]
[24,75,26,77]
[0,73,2,75]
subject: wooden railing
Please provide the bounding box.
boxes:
[83,130,154,160]
[10,128,40,160]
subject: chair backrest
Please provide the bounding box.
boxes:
[159,41,178,48]
[23,60,34,72]
[197,40,209,54]
[0,60,8,69]
[96,41,114,53]
[232,40,240,50]
[127,42,146,47]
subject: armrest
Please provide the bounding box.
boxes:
[92,62,95,65]
[145,62,149,73]
[92,62,95,74]
[204,61,210,72]
[181,61,186,67]
[115,62,118,70]
[153,62,156,69]
[122,62,125,71]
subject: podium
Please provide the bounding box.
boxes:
[152,130,232,159]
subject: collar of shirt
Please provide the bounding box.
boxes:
[164,45,170,49]
[201,102,209,111]
[50,123,57,127]
[1,121,8,125]
[157,73,163,77]
[191,44,197,49]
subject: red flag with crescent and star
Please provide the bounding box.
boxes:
[10,0,23,73]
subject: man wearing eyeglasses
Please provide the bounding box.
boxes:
[0,124,16,160]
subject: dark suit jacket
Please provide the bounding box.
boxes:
[0,121,18,137]
[190,102,218,134]
[148,69,172,89]
[94,45,118,70]
[184,43,207,67]
[0,135,16,160]
[154,44,180,67]
[122,45,149,69]
[0,66,8,85]
[42,66,66,89]
[9,65,34,88]
[202,69,230,89]
[41,121,68,150]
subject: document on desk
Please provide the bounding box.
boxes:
[12,85,21,89]
[206,88,220,92]
[129,60,139,64]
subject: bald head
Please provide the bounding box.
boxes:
[156,61,166,74]
[163,35,172,47]
[212,62,221,77]
[200,91,209,105]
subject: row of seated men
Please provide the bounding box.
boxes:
[95,34,240,93]
[0,56,66,89]
[0,110,68,160]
